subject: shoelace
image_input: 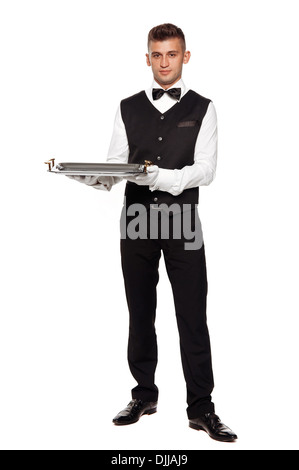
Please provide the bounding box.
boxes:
[204,413,222,428]
[128,399,143,409]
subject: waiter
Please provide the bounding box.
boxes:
[70,23,237,442]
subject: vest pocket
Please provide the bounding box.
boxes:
[177,120,199,128]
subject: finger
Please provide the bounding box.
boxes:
[135,175,148,180]
[124,176,138,182]
[68,175,84,182]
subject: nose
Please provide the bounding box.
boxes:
[160,55,169,68]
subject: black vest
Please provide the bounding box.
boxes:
[121,90,211,207]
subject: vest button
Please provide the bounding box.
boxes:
[154,197,158,202]
[158,136,163,141]
[157,156,161,161]
[160,115,165,120]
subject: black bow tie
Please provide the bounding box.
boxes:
[152,88,181,101]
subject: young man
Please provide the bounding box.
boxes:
[70,23,237,442]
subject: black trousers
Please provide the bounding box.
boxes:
[120,206,215,418]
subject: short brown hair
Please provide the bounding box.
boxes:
[147,23,186,51]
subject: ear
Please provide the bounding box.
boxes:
[145,53,151,67]
[145,54,152,67]
[183,50,191,64]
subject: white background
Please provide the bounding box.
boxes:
[0,0,298,451]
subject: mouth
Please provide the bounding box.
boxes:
[159,70,171,75]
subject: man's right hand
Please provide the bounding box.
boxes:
[66,175,113,191]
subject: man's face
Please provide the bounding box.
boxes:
[146,37,191,89]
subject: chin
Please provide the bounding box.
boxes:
[157,76,176,87]
[158,74,180,87]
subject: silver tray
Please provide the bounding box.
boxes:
[44,159,153,176]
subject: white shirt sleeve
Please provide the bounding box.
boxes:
[93,104,129,190]
[107,104,129,164]
[149,102,218,195]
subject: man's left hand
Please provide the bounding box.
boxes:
[125,165,159,186]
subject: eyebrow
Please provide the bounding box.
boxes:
[151,50,179,55]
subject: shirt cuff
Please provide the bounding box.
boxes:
[149,168,182,196]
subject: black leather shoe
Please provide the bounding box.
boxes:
[189,412,237,442]
[112,399,157,425]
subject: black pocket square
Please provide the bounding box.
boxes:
[177,120,198,128]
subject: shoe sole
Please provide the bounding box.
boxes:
[113,407,157,426]
[189,422,237,442]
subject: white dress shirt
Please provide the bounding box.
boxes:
[100,79,217,194]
